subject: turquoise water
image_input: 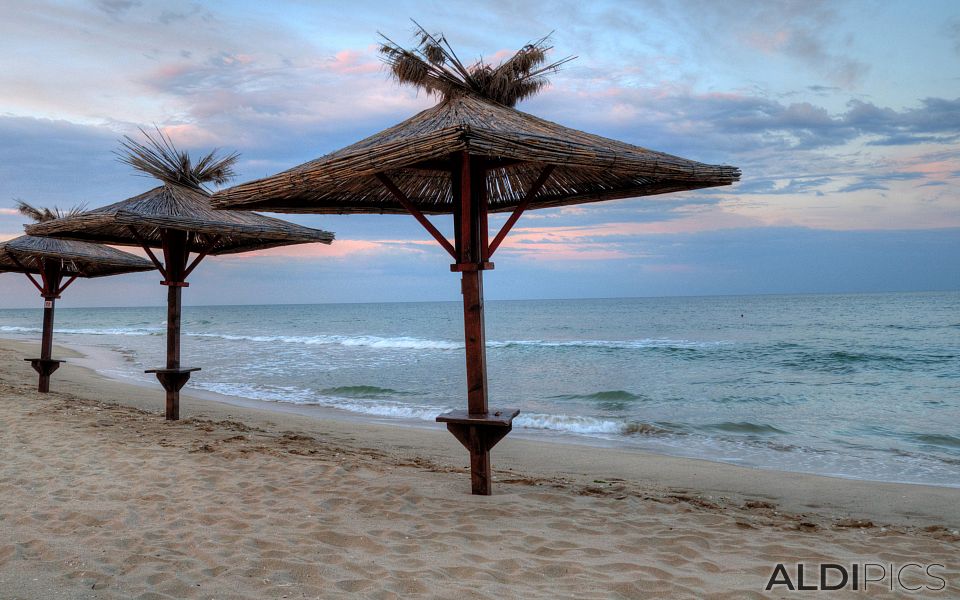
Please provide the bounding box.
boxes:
[1,291,958,486]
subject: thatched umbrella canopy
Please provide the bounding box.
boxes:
[211,90,739,216]
[213,26,741,495]
[27,131,335,419]
[24,182,338,255]
[1,203,155,392]
[0,234,155,278]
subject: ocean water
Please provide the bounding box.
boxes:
[1,292,958,487]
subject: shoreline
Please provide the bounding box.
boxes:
[15,333,960,492]
[3,336,958,527]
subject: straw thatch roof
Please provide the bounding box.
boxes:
[26,183,335,254]
[0,235,154,278]
[211,92,740,215]
[25,130,333,254]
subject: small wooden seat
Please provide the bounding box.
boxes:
[145,367,201,420]
[24,357,66,367]
[25,358,66,393]
[145,367,201,392]
[144,366,201,374]
[25,358,66,376]
[436,408,519,427]
[437,409,520,495]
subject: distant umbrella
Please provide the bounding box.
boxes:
[1,201,154,392]
[27,130,335,420]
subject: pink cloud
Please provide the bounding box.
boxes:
[746,29,791,54]
[216,238,437,261]
[325,49,380,75]
[154,63,192,80]
[483,209,765,260]
[503,212,758,245]
[158,123,222,147]
[499,242,634,262]
[221,53,255,66]
[487,49,514,63]
[908,160,956,179]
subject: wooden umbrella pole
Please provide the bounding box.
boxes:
[437,152,518,495]
[35,259,63,393]
[380,153,520,494]
[462,154,490,417]
[461,270,488,416]
[167,283,181,371]
[147,229,198,421]
[39,297,56,377]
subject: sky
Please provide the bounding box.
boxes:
[0,0,958,308]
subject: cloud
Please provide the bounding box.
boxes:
[808,85,841,94]
[947,19,960,54]
[96,0,141,20]
[221,238,436,261]
[499,211,762,255]
[778,177,832,194]
[0,116,143,208]
[636,0,871,88]
[838,181,888,193]
[533,82,960,168]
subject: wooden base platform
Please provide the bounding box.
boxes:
[145,367,201,421]
[24,358,66,393]
[437,409,519,495]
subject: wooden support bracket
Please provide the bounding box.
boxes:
[57,275,78,296]
[128,225,169,279]
[145,367,201,420]
[24,358,66,393]
[8,254,46,294]
[376,173,457,258]
[183,234,220,280]
[488,165,555,257]
[450,262,494,272]
[145,367,201,393]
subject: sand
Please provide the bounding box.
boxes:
[0,338,957,599]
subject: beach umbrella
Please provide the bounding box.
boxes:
[27,132,335,420]
[212,27,741,494]
[1,203,155,392]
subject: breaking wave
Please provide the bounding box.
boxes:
[0,325,161,336]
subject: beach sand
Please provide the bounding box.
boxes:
[0,338,957,599]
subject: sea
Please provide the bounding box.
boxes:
[1,291,958,487]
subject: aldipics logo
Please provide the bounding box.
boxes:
[765,563,947,593]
